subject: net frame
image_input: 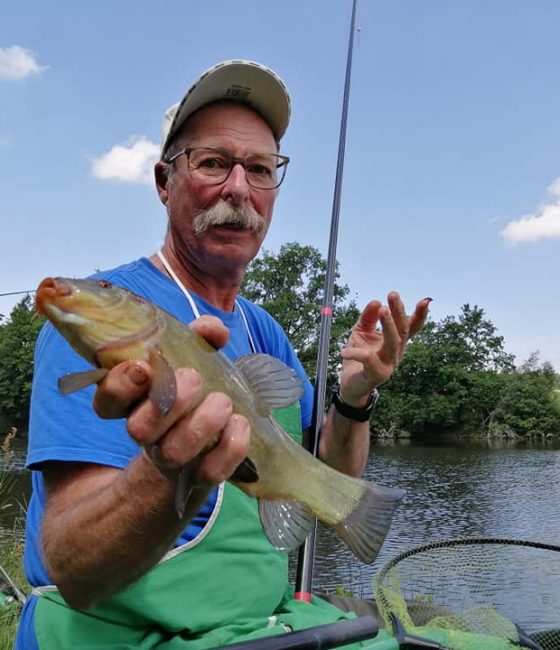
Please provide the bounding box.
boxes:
[374,537,560,650]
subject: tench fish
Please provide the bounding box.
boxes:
[35,276,405,564]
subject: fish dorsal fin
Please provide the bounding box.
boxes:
[58,368,109,394]
[148,346,177,416]
[258,499,314,551]
[235,354,304,411]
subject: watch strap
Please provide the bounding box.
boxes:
[331,386,379,422]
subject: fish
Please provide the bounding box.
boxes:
[35,276,406,564]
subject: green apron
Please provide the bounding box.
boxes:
[34,405,368,649]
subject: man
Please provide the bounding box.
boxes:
[16,60,430,649]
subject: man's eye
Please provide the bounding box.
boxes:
[198,156,227,170]
[247,163,272,176]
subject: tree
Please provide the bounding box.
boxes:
[241,242,360,385]
[455,304,516,372]
[488,353,560,438]
[373,305,515,435]
[0,296,45,429]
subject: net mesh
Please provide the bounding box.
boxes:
[374,538,560,650]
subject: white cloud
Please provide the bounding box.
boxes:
[500,176,560,244]
[0,45,47,80]
[91,137,159,185]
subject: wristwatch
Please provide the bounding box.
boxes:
[330,385,379,422]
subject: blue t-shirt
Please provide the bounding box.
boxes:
[16,257,314,650]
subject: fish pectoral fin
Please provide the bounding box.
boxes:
[235,354,304,411]
[147,346,177,416]
[58,368,109,394]
[231,457,259,483]
[331,480,406,565]
[258,499,314,551]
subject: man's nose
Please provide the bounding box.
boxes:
[220,163,251,203]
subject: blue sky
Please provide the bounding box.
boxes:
[1,1,559,370]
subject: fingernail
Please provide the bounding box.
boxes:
[423,297,433,303]
[128,364,148,386]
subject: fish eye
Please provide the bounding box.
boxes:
[98,280,112,289]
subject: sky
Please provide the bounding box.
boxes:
[1,1,559,370]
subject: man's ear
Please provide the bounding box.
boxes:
[154,162,170,204]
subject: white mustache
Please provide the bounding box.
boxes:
[193,203,266,237]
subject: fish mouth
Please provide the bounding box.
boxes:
[36,277,72,314]
[35,277,89,326]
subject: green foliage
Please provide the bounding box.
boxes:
[488,353,560,439]
[373,305,516,436]
[242,256,560,438]
[241,242,360,385]
[0,296,44,429]
[0,468,27,649]
[0,532,25,650]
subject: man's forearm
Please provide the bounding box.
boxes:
[318,406,371,477]
[42,452,211,610]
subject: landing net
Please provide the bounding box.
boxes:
[374,538,560,650]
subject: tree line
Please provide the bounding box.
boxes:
[1,242,559,439]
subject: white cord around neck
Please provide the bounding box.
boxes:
[156,250,256,353]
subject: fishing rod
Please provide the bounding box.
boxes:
[295,0,359,602]
[0,290,36,297]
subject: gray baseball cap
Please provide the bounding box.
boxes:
[160,59,291,158]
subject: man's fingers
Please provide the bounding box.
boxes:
[196,414,251,485]
[353,300,382,334]
[127,368,202,447]
[387,291,409,342]
[189,315,229,350]
[409,297,432,338]
[155,392,233,469]
[378,306,402,361]
[94,361,152,420]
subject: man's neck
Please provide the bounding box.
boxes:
[150,250,243,313]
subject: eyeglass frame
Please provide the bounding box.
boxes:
[164,146,290,190]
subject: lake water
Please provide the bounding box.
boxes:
[307,438,560,598]
[2,436,560,633]
[0,437,28,541]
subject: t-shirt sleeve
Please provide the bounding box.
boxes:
[26,322,140,470]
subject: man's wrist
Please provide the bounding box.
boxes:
[330,386,379,422]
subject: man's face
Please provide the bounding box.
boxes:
[157,102,280,273]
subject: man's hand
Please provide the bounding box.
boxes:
[339,292,431,407]
[92,315,250,486]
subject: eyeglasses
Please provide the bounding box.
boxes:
[165,147,290,190]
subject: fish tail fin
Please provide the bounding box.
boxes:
[331,481,405,564]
